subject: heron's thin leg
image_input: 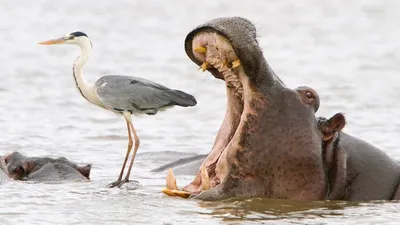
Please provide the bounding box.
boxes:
[107,113,133,188]
[122,118,140,183]
[117,119,133,181]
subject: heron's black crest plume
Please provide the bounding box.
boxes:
[70,31,88,38]
[69,31,92,48]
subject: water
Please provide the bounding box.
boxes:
[1,0,400,224]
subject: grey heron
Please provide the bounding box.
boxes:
[38,31,197,188]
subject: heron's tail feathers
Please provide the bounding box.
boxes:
[166,89,197,107]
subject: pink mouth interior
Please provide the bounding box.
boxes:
[182,32,245,194]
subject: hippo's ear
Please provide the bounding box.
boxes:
[3,153,13,164]
[77,164,91,179]
[328,113,346,132]
[322,113,346,141]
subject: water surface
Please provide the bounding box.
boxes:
[1,0,400,224]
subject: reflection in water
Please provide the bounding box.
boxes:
[197,198,350,222]
[196,198,400,223]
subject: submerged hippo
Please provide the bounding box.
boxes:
[160,17,400,201]
[3,152,91,182]
[317,116,400,200]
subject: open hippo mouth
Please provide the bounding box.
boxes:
[163,17,324,201]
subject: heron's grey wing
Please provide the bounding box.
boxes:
[94,75,196,114]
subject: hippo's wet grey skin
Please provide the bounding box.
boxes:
[151,154,208,176]
[27,163,91,182]
[4,152,91,182]
[155,114,342,179]
[340,133,400,200]
[317,115,400,201]
[176,16,328,201]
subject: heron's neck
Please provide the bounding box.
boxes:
[73,43,101,106]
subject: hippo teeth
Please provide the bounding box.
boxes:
[231,59,240,68]
[165,168,179,190]
[194,46,207,54]
[197,43,244,102]
[162,166,211,198]
[162,168,191,198]
[200,166,211,190]
[200,61,209,72]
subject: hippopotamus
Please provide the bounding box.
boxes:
[317,116,400,200]
[160,16,400,201]
[3,151,91,182]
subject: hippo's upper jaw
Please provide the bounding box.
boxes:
[184,17,281,88]
[163,17,327,201]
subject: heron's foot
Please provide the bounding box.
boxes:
[107,179,123,188]
[119,180,142,190]
[107,178,141,189]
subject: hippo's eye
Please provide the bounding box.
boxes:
[18,165,25,174]
[13,165,26,177]
[305,91,314,99]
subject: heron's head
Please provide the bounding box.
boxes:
[38,31,92,48]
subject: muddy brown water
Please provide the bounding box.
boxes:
[1,0,400,224]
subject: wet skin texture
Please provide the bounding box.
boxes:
[3,152,91,182]
[317,116,400,200]
[177,16,400,201]
[156,113,400,201]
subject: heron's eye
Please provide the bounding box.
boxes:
[69,35,75,40]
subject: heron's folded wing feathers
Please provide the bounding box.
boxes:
[94,75,195,112]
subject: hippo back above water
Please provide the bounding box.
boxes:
[3,151,91,182]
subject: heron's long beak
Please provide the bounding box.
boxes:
[38,37,66,45]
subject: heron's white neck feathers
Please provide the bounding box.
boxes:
[72,39,102,106]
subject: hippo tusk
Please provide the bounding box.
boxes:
[166,168,179,190]
[162,168,192,198]
[200,166,211,191]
